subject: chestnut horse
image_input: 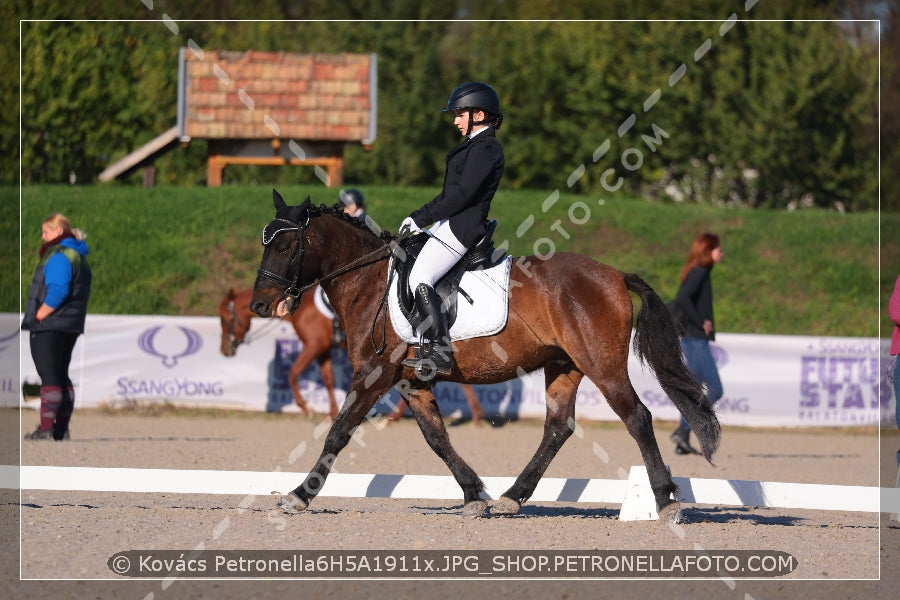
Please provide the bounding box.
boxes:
[219,287,340,418]
[251,191,720,520]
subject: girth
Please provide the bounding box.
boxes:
[394,220,505,335]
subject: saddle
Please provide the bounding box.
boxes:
[394,220,505,336]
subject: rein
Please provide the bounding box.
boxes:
[296,243,394,297]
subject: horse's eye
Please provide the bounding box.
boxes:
[277,242,291,256]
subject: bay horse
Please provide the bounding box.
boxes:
[251,190,720,520]
[219,287,340,418]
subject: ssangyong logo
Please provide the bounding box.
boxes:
[138,325,203,368]
[709,342,728,369]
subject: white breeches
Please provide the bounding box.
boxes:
[408,220,468,293]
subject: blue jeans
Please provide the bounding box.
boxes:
[679,336,724,432]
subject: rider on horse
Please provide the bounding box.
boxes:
[399,81,505,376]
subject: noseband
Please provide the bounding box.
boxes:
[257,214,310,311]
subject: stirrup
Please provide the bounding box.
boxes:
[402,340,453,380]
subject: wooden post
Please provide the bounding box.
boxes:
[207,156,224,187]
[327,157,344,188]
[142,166,157,188]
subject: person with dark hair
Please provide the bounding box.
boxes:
[22,213,92,440]
[399,81,505,376]
[670,232,724,455]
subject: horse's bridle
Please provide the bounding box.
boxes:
[256,206,407,352]
[257,214,310,313]
[223,297,247,353]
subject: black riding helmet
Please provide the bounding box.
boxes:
[339,188,365,208]
[442,81,503,136]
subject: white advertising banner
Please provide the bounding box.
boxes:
[6,312,895,428]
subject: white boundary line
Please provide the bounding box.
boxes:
[4,465,626,503]
[5,465,899,519]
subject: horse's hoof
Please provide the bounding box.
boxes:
[658,501,683,524]
[277,492,308,514]
[492,496,521,516]
[462,500,487,518]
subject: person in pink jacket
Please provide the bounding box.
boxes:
[890,274,900,466]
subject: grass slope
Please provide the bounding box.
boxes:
[4,184,891,338]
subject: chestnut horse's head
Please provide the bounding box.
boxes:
[251,190,314,318]
[219,287,251,357]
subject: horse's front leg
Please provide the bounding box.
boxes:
[277,378,387,514]
[406,388,487,517]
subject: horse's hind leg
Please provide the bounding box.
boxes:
[317,353,339,418]
[494,361,582,515]
[596,374,680,521]
[288,345,322,417]
[460,384,484,424]
[407,388,487,517]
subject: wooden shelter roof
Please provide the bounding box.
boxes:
[179,49,376,144]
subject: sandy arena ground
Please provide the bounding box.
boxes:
[3,406,899,599]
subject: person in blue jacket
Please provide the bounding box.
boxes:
[399,81,505,377]
[670,232,724,455]
[22,213,92,440]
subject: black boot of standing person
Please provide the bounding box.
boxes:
[670,425,700,455]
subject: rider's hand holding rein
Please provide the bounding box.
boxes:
[399,217,421,237]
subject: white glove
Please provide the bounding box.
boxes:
[399,217,421,235]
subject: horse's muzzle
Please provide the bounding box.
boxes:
[250,297,273,318]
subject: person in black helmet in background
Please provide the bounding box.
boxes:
[399,81,505,376]
[339,188,380,236]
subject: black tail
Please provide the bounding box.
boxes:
[625,273,721,462]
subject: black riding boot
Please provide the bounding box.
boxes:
[402,283,454,378]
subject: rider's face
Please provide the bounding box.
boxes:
[453,108,486,136]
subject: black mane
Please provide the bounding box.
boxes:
[314,202,396,242]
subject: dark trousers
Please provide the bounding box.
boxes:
[29,330,80,435]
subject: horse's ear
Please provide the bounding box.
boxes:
[296,195,312,218]
[273,189,286,210]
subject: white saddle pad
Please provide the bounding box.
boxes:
[388,256,513,344]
